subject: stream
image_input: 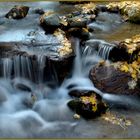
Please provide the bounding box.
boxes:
[0,1,140,138]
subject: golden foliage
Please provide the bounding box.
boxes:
[80,95,97,112]
[123,34,140,54]
[113,55,140,81]
[107,1,140,23]
[75,2,96,14]
[53,29,73,57]
[101,111,132,129]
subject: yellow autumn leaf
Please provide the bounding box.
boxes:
[120,65,129,72]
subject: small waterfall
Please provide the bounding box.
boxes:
[37,55,46,84]
[2,58,12,79]
[98,43,113,60]
[1,55,34,81]
[85,39,114,60]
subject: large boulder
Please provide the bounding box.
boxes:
[68,93,107,119]
[89,60,140,95]
[5,5,29,19]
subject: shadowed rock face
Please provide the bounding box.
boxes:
[5,5,29,19]
[89,64,140,95]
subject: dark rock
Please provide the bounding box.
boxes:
[67,94,107,119]
[5,5,29,19]
[69,90,93,97]
[109,35,140,62]
[67,28,90,40]
[14,83,32,92]
[33,8,45,15]
[45,53,75,84]
[67,16,87,28]
[96,5,108,12]
[89,64,140,95]
[40,14,62,33]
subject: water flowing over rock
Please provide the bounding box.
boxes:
[5,5,29,19]
[0,29,75,83]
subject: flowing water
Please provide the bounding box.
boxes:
[0,1,140,138]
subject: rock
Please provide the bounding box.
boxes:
[33,8,45,15]
[40,13,63,33]
[106,1,140,23]
[109,34,140,62]
[14,83,32,92]
[89,62,140,95]
[0,29,75,84]
[69,90,93,97]
[40,4,97,34]
[67,28,90,40]
[96,5,108,12]
[68,94,107,119]
[5,5,29,19]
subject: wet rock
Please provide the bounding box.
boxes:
[5,5,29,19]
[14,83,31,92]
[106,1,140,23]
[109,34,140,62]
[40,4,97,33]
[69,90,93,97]
[0,29,75,83]
[67,28,90,40]
[68,94,107,119]
[96,5,108,12]
[40,12,64,33]
[89,62,140,95]
[46,54,75,83]
[33,8,45,15]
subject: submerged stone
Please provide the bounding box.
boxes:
[5,5,29,19]
[68,94,107,119]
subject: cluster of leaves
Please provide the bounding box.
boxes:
[112,56,140,81]
[80,94,98,112]
[101,111,132,129]
[121,34,140,54]
[75,2,96,14]
[53,29,73,57]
